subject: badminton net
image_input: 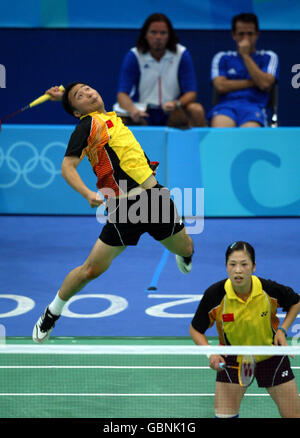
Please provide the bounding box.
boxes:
[0,344,299,418]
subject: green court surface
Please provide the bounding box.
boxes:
[1,337,299,418]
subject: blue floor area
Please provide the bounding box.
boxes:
[1,215,299,337]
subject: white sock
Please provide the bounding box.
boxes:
[48,291,66,316]
[215,413,239,418]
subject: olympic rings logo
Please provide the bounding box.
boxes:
[0,141,66,188]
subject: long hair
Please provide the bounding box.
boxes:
[136,13,178,54]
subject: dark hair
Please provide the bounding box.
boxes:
[225,241,256,265]
[136,13,178,54]
[232,13,259,33]
[62,81,83,117]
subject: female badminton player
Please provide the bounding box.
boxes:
[190,241,300,418]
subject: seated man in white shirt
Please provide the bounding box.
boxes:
[115,13,206,128]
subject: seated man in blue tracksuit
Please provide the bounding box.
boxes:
[208,13,279,128]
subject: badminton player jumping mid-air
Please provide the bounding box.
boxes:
[32,82,194,343]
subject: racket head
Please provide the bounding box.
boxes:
[0,106,28,126]
[238,355,256,387]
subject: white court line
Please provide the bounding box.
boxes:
[1,365,299,369]
[0,366,209,369]
[0,393,273,397]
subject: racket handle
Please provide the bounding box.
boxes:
[29,85,65,108]
[219,362,225,369]
[150,161,159,171]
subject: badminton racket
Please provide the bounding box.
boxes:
[0,84,65,130]
[219,355,256,387]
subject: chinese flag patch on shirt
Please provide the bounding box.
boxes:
[106,119,113,129]
[222,313,234,322]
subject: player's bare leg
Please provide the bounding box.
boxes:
[160,227,194,274]
[267,379,300,418]
[32,239,125,343]
[214,381,246,418]
[58,239,125,301]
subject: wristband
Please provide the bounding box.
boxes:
[278,326,287,337]
[175,100,182,108]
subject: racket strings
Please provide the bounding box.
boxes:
[0,106,29,129]
[239,356,256,386]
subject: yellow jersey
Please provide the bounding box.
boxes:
[192,275,299,346]
[65,111,153,197]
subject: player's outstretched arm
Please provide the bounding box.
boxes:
[61,156,103,208]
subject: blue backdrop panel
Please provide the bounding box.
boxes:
[1,0,300,30]
[1,126,299,217]
[198,128,300,216]
[0,125,94,214]
[167,128,207,217]
[0,125,166,214]
[167,127,300,217]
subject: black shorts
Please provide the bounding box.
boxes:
[99,184,185,246]
[216,355,295,388]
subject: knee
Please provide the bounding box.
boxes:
[187,102,204,115]
[186,103,206,125]
[81,263,107,281]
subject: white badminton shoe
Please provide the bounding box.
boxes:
[32,307,60,344]
[175,254,193,274]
